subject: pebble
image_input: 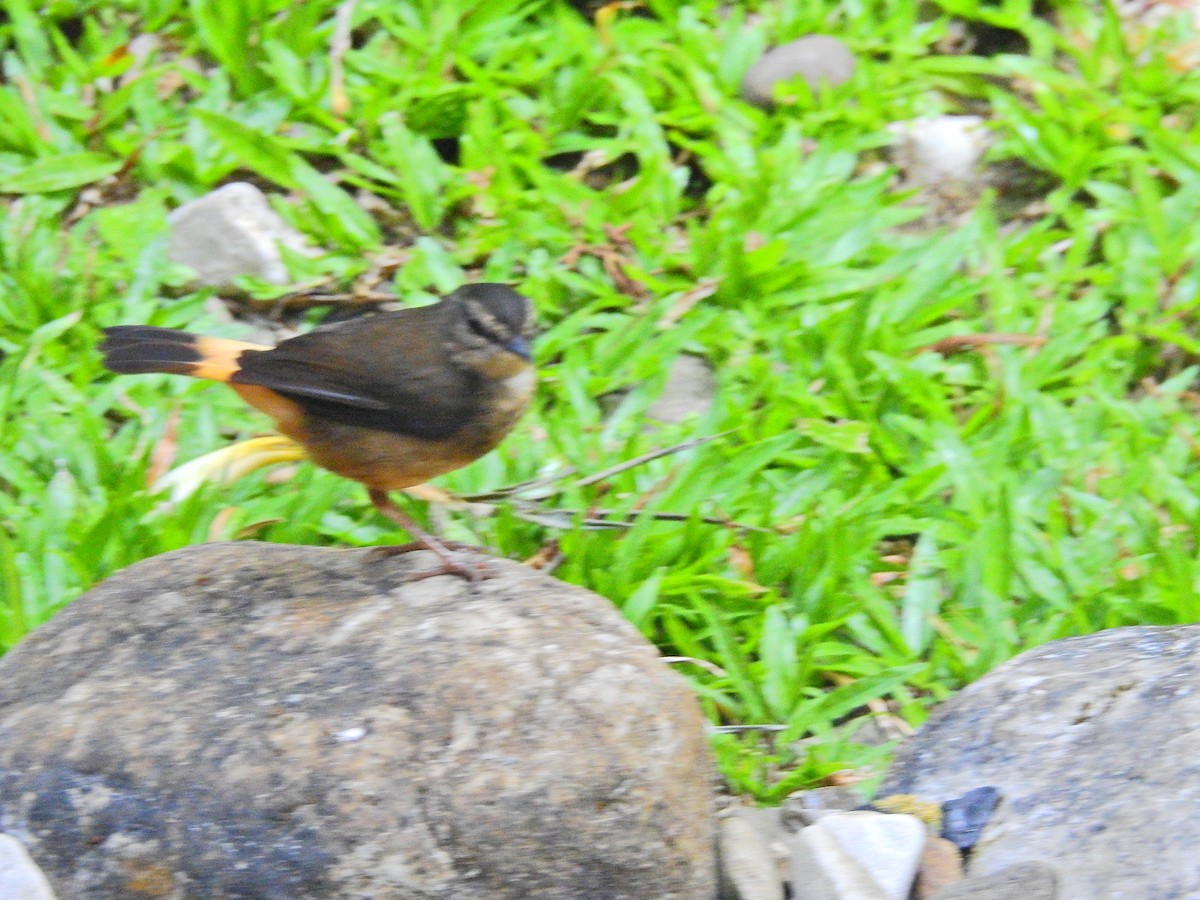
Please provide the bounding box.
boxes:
[167,182,313,287]
[941,786,1000,851]
[816,812,926,900]
[727,806,792,877]
[719,814,785,900]
[790,811,926,900]
[741,35,855,108]
[791,823,887,900]
[0,834,56,900]
[886,116,990,190]
[914,836,964,899]
[646,355,716,424]
[872,793,943,830]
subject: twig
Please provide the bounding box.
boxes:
[707,724,788,734]
[662,656,729,677]
[570,432,731,489]
[916,333,1046,355]
[657,277,721,329]
[457,432,730,503]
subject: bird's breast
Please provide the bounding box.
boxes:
[477,365,536,445]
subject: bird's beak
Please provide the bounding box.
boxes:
[507,336,532,361]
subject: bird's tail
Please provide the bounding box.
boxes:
[154,434,308,501]
[100,326,269,382]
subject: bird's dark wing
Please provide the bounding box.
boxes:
[229,309,481,439]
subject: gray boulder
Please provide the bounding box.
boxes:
[884,626,1200,898]
[0,543,716,898]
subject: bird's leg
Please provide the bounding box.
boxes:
[367,489,491,582]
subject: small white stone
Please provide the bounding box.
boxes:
[167,182,314,287]
[333,726,367,743]
[790,826,885,900]
[810,812,926,900]
[887,116,990,189]
[0,834,57,900]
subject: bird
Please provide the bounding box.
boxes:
[101,283,536,579]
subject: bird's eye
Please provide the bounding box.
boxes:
[465,314,499,343]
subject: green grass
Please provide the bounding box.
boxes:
[5,0,1200,799]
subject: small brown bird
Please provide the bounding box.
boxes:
[101,283,536,578]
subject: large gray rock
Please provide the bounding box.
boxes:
[167,182,312,286]
[0,543,715,899]
[884,626,1200,898]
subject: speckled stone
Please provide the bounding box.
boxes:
[0,543,716,899]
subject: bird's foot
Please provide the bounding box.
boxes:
[366,489,493,582]
[366,541,494,583]
[404,555,495,584]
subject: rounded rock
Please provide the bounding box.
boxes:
[0,543,716,899]
[741,35,856,109]
[883,625,1200,898]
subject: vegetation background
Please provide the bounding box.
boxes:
[4,0,1200,799]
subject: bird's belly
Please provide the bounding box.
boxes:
[300,372,535,492]
[300,422,480,492]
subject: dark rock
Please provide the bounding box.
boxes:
[0,543,716,899]
[932,861,1058,900]
[741,35,855,109]
[884,626,1200,898]
[941,787,1000,851]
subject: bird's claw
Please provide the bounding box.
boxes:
[366,543,495,583]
